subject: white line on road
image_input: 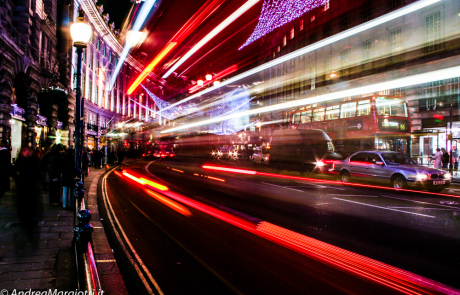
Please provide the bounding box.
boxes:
[332,197,436,218]
[294,181,346,190]
[103,169,164,295]
[387,206,455,210]
[380,195,460,209]
[260,182,305,192]
[327,194,379,197]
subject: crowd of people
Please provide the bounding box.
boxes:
[432,146,459,169]
[0,143,123,227]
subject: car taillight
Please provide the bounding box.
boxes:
[322,159,335,165]
[142,154,145,157]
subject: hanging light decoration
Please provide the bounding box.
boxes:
[239,0,327,50]
[197,79,204,86]
[206,74,213,81]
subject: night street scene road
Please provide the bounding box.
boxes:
[1,0,460,294]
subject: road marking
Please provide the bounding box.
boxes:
[327,194,379,197]
[171,168,184,173]
[103,169,164,295]
[332,197,436,218]
[380,195,460,209]
[294,181,346,190]
[260,182,305,192]
[316,203,330,206]
[96,259,117,263]
[387,206,455,211]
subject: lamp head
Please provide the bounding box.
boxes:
[71,10,92,48]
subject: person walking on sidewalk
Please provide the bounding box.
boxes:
[47,144,65,206]
[441,148,449,169]
[62,148,75,209]
[0,142,11,205]
[12,147,41,227]
[433,148,442,169]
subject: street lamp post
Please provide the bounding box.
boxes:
[71,10,92,182]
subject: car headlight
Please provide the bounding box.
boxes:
[415,174,428,181]
[315,161,325,167]
[444,173,452,180]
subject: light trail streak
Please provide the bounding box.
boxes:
[161,0,441,111]
[161,64,460,134]
[162,0,260,79]
[144,189,191,216]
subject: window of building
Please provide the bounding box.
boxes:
[283,35,287,46]
[340,102,357,118]
[362,1,372,22]
[324,0,330,11]
[300,19,304,31]
[447,77,460,95]
[390,27,402,62]
[88,80,92,101]
[277,45,280,52]
[323,26,331,38]
[310,66,316,90]
[357,100,371,116]
[311,15,315,22]
[82,75,86,98]
[313,108,325,122]
[324,56,331,79]
[103,45,106,56]
[425,11,441,53]
[326,105,340,120]
[96,85,99,105]
[89,54,93,69]
[290,27,295,39]
[340,13,349,32]
[340,48,350,76]
[388,0,402,10]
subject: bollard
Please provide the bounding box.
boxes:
[74,209,93,253]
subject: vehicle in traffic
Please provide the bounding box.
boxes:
[143,149,158,160]
[334,151,451,192]
[289,95,411,157]
[269,129,342,175]
[252,146,270,164]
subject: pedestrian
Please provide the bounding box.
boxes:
[441,148,449,169]
[452,146,458,170]
[47,144,65,205]
[0,142,11,205]
[433,148,442,169]
[12,147,41,227]
[83,149,90,177]
[62,148,75,209]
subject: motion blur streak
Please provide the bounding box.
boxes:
[127,0,225,94]
[202,165,257,175]
[171,168,184,173]
[144,189,192,216]
[162,65,460,134]
[162,0,260,79]
[206,176,225,182]
[161,0,441,111]
[127,42,177,95]
[121,171,169,191]
[202,165,460,198]
[255,222,456,294]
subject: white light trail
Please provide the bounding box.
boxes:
[161,0,441,111]
[162,0,260,79]
[161,65,460,133]
[109,0,157,90]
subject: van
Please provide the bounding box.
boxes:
[252,146,270,164]
[269,129,342,175]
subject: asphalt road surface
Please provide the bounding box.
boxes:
[99,157,460,294]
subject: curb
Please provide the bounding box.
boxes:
[85,168,129,295]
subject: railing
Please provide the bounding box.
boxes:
[74,182,102,295]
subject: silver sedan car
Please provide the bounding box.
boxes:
[335,151,451,192]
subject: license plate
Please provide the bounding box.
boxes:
[433,181,445,185]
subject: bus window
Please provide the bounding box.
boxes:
[326,106,340,120]
[357,100,370,116]
[340,102,356,118]
[301,111,312,123]
[313,108,325,122]
[292,112,301,124]
[376,97,407,117]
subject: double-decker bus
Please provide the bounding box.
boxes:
[289,95,411,157]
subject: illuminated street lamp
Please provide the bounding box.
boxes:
[71,10,92,182]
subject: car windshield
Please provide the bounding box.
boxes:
[380,153,417,165]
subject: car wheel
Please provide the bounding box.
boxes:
[391,175,407,190]
[341,171,351,183]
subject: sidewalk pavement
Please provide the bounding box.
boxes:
[0,166,127,294]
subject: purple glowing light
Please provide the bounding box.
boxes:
[239,0,327,50]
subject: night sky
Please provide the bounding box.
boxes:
[96,0,132,29]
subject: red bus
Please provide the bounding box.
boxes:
[288,95,411,157]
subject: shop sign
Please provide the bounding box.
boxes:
[378,118,409,132]
[36,114,47,126]
[10,104,25,121]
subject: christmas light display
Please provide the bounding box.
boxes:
[141,84,179,119]
[239,0,326,50]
